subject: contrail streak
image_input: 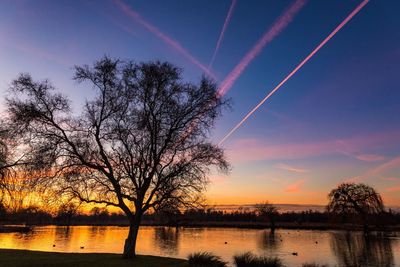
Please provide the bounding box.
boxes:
[208,0,237,70]
[217,0,307,97]
[114,0,215,79]
[218,0,369,145]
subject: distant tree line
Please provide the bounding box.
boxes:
[1,204,399,228]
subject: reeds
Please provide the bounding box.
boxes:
[188,252,228,267]
[233,252,283,267]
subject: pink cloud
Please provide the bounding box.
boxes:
[366,156,400,177]
[114,0,215,79]
[285,179,306,193]
[355,154,385,162]
[227,130,400,163]
[386,186,400,192]
[381,177,400,181]
[275,163,308,173]
[217,0,306,96]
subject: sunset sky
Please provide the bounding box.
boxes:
[0,0,399,206]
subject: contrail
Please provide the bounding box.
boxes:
[218,0,369,145]
[114,0,215,79]
[208,0,237,70]
[217,0,307,97]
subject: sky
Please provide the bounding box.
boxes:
[0,0,399,206]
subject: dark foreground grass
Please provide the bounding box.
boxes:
[0,249,188,267]
[188,252,227,267]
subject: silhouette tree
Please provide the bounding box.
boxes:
[6,57,229,258]
[56,202,80,226]
[327,183,384,231]
[0,124,31,212]
[255,201,278,232]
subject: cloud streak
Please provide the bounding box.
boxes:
[218,0,370,145]
[285,179,306,193]
[217,0,307,97]
[227,129,400,163]
[275,163,308,173]
[114,0,215,79]
[355,153,385,162]
[208,0,237,69]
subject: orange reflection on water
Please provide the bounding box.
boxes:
[0,226,399,267]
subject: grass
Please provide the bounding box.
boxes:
[188,252,227,267]
[0,249,188,267]
[233,252,283,267]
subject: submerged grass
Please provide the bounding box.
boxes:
[188,252,227,267]
[233,252,283,267]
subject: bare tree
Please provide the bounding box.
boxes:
[6,57,229,257]
[56,202,80,226]
[327,183,384,232]
[0,123,32,212]
[255,201,278,232]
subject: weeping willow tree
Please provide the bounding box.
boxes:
[6,57,230,257]
[327,183,384,231]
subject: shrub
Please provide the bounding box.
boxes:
[188,252,228,267]
[233,252,284,267]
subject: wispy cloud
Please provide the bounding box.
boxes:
[366,156,400,177]
[275,163,308,173]
[227,130,400,163]
[386,186,400,192]
[217,0,307,97]
[113,0,215,78]
[354,153,385,162]
[285,179,306,193]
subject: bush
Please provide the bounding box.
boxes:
[233,252,283,267]
[188,252,227,267]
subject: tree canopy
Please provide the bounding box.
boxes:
[327,183,384,216]
[6,57,230,257]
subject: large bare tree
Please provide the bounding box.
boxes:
[6,57,229,257]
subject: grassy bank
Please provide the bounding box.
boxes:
[0,249,188,267]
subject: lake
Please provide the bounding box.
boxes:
[0,226,399,266]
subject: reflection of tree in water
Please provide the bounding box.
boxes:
[258,230,281,251]
[55,226,73,240]
[154,227,180,254]
[330,232,394,267]
[88,226,106,237]
[53,226,73,248]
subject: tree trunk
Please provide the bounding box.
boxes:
[123,214,142,258]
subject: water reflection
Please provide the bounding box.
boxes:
[259,230,281,251]
[0,226,399,266]
[331,232,395,267]
[154,227,180,254]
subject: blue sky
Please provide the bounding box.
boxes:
[0,0,399,205]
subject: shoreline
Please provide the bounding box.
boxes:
[0,249,187,267]
[2,222,400,232]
